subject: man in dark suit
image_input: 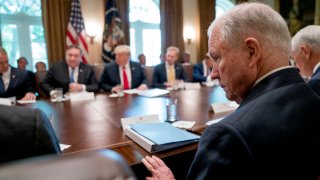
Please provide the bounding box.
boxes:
[41,45,99,96]
[0,47,36,100]
[193,53,214,82]
[0,105,61,163]
[152,46,188,88]
[291,25,320,95]
[99,45,148,93]
[142,3,320,179]
[17,57,37,95]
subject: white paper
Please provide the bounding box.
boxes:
[137,88,169,97]
[50,97,67,102]
[211,101,239,113]
[0,98,12,106]
[172,121,196,129]
[184,83,201,90]
[59,143,71,151]
[109,93,119,98]
[17,100,36,104]
[70,92,95,101]
[124,89,140,94]
[206,117,225,125]
[121,114,160,130]
[202,79,219,87]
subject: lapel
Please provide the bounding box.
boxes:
[62,62,70,83]
[239,68,303,108]
[130,62,135,85]
[8,67,18,90]
[311,66,320,80]
[114,63,121,84]
[174,63,180,77]
[162,63,167,81]
[78,63,85,83]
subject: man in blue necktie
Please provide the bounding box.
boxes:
[0,47,36,100]
[41,45,99,97]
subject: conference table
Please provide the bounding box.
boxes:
[27,86,231,179]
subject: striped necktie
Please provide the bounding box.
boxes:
[168,66,175,82]
[70,68,75,83]
[123,66,129,90]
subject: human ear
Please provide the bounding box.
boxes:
[245,37,261,68]
[300,45,311,60]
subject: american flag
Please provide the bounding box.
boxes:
[66,0,88,64]
[102,0,124,63]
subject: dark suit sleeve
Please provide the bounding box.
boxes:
[308,79,320,96]
[99,65,114,92]
[34,108,61,155]
[187,124,253,180]
[0,106,61,163]
[84,66,99,92]
[138,64,148,87]
[193,64,206,82]
[152,65,166,88]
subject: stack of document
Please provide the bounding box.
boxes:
[125,122,200,153]
[211,101,239,113]
[137,88,169,97]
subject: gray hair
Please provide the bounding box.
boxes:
[114,45,131,54]
[292,25,320,52]
[0,47,7,55]
[166,46,180,55]
[208,2,291,56]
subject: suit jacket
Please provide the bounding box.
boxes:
[1,67,34,99]
[193,62,207,82]
[0,105,61,163]
[99,61,147,92]
[41,61,98,95]
[308,66,320,96]
[152,63,189,88]
[187,68,320,180]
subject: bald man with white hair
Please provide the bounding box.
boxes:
[291,25,320,95]
[142,2,320,179]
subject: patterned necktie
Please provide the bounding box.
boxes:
[70,68,75,83]
[123,66,129,90]
[168,66,175,82]
[0,73,5,96]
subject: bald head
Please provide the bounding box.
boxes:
[208,2,291,58]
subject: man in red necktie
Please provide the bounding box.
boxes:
[99,45,148,93]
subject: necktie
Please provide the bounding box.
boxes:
[168,66,175,82]
[123,66,129,90]
[0,73,5,96]
[70,68,75,83]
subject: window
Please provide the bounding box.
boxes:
[215,0,235,18]
[129,0,161,66]
[0,0,47,71]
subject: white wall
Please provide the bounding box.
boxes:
[80,0,104,64]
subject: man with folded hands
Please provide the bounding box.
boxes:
[41,45,99,97]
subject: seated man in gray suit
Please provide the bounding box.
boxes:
[41,45,99,96]
[291,25,320,95]
[99,45,148,93]
[152,46,189,88]
[0,47,35,100]
[142,2,320,179]
[0,105,61,163]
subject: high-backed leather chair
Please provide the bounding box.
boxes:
[182,64,194,82]
[144,66,155,87]
[0,149,136,180]
[35,71,48,98]
[93,63,105,81]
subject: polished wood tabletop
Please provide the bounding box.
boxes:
[27,86,230,171]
